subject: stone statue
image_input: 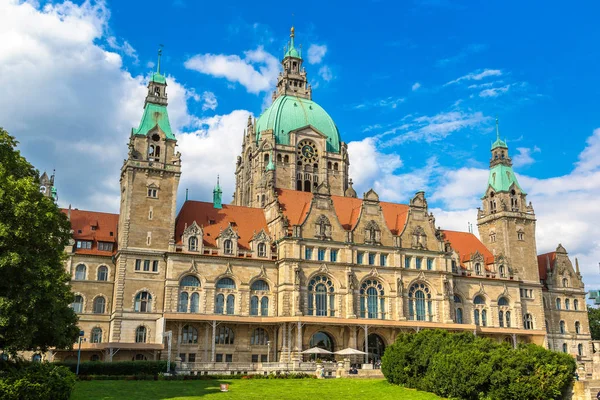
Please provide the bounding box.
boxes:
[397,277,404,295]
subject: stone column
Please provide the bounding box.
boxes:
[296,321,302,353]
[176,323,182,358]
[281,323,287,361]
[211,321,216,362]
[204,324,209,362]
[287,322,292,361]
[364,325,369,364]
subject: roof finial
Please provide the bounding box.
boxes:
[495,115,500,141]
[213,175,223,209]
[185,188,189,201]
[157,44,164,75]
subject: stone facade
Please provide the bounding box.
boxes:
[48,31,592,375]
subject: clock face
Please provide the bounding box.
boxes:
[297,140,318,163]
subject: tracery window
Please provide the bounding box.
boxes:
[498,297,510,328]
[307,276,335,317]
[359,280,385,319]
[575,321,581,334]
[454,295,464,324]
[408,283,433,322]
[473,295,487,327]
[188,236,198,251]
[523,313,533,330]
[257,243,267,257]
[250,282,270,316]
[224,239,233,255]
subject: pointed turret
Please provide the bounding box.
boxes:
[213,176,223,209]
[273,26,311,101]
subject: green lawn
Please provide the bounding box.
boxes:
[71,378,442,400]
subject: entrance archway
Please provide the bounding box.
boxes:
[362,333,386,363]
[309,331,335,360]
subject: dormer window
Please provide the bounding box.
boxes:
[257,243,267,258]
[474,263,482,275]
[188,236,198,252]
[224,239,233,255]
[499,264,506,278]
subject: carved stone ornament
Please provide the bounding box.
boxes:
[369,267,379,278]
[189,259,198,273]
[183,220,202,236]
[318,263,329,274]
[225,262,233,275]
[259,264,267,278]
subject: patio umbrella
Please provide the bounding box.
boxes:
[334,348,367,356]
[301,347,333,354]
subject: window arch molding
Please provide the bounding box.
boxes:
[472,293,489,327]
[92,294,108,314]
[407,280,435,322]
[96,264,109,281]
[306,273,338,317]
[135,324,150,343]
[214,276,238,315]
[72,292,86,313]
[132,288,156,313]
[74,263,88,280]
[249,277,272,292]
[249,278,272,316]
[359,277,387,319]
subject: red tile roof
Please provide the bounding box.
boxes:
[61,208,119,255]
[276,189,409,233]
[537,252,556,281]
[442,230,494,269]
[175,201,268,250]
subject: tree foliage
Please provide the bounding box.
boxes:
[381,329,576,400]
[0,128,79,354]
[588,306,600,340]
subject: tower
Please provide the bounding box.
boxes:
[477,119,539,282]
[39,170,57,202]
[273,26,312,101]
[117,49,182,252]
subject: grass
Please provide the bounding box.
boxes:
[71,378,442,400]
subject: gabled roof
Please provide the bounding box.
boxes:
[442,230,494,269]
[61,208,119,255]
[537,251,556,281]
[276,189,409,234]
[175,201,268,250]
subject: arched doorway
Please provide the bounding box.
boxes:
[309,331,335,360]
[362,333,386,363]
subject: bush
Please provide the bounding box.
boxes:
[0,361,76,400]
[53,360,174,376]
[381,329,575,400]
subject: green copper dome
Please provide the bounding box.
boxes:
[491,137,507,150]
[255,95,341,153]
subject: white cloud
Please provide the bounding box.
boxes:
[479,84,511,98]
[184,46,279,94]
[318,65,333,81]
[412,82,421,91]
[445,69,502,85]
[307,44,327,64]
[352,97,405,110]
[106,35,138,63]
[201,91,218,111]
[512,146,540,167]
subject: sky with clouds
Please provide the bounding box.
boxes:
[3,0,600,289]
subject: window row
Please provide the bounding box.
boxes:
[175,325,270,346]
[304,247,340,263]
[557,320,583,335]
[75,241,113,252]
[71,295,107,314]
[404,256,435,270]
[74,264,109,281]
[555,298,580,311]
[134,259,159,273]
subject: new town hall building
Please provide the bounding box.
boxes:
[49,29,592,372]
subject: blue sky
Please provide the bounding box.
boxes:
[2,0,600,286]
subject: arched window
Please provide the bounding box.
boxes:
[454,295,464,324]
[75,264,86,280]
[250,296,259,316]
[408,283,433,322]
[277,154,282,163]
[499,310,504,327]
[215,326,235,345]
[178,292,188,312]
[216,278,236,289]
[359,280,385,319]
[135,326,147,343]
[91,327,102,343]
[97,266,108,281]
[134,292,152,312]
[456,307,464,324]
[72,295,83,313]
[257,243,267,257]
[251,328,268,345]
[182,325,198,344]
[226,294,235,315]
[474,295,485,305]
[559,320,566,334]
[251,280,269,291]
[474,309,480,326]
[562,343,568,353]
[180,275,200,288]
[575,321,581,334]
[523,313,533,330]
[308,276,335,317]
[224,239,233,255]
[574,299,579,311]
[482,309,488,326]
[578,343,584,356]
[190,293,199,313]
[93,296,106,314]
[565,299,570,310]
[309,331,334,353]
[505,311,511,328]
[556,298,561,310]
[261,297,269,316]
[473,295,486,326]
[188,236,198,251]
[498,297,509,306]
[498,265,505,277]
[215,293,224,314]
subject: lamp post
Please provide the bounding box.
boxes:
[76,330,85,375]
[267,341,271,364]
[163,331,172,374]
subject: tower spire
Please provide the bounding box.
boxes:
[213,175,223,209]
[495,116,500,141]
[157,45,163,75]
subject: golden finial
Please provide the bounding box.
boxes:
[291,26,295,38]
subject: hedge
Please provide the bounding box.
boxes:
[54,360,174,376]
[0,361,76,400]
[381,329,576,400]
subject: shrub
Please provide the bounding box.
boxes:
[53,360,174,376]
[0,361,76,400]
[381,329,575,400]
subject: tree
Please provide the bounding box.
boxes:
[588,306,600,340]
[0,128,79,355]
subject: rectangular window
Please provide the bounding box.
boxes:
[225,354,233,363]
[98,242,113,252]
[305,247,313,260]
[330,249,338,262]
[135,259,141,271]
[251,354,259,363]
[427,258,433,270]
[261,354,268,362]
[216,354,223,363]
[357,252,364,265]
[416,257,422,270]
[143,260,150,272]
[380,254,387,266]
[405,256,412,269]
[76,241,92,249]
[147,188,158,198]
[318,248,326,261]
[179,353,186,362]
[368,253,375,265]
[188,353,196,363]
[152,260,159,272]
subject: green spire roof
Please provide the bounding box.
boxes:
[491,117,507,150]
[132,103,175,140]
[486,164,526,194]
[151,47,166,84]
[213,176,223,209]
[284,26,301,59]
